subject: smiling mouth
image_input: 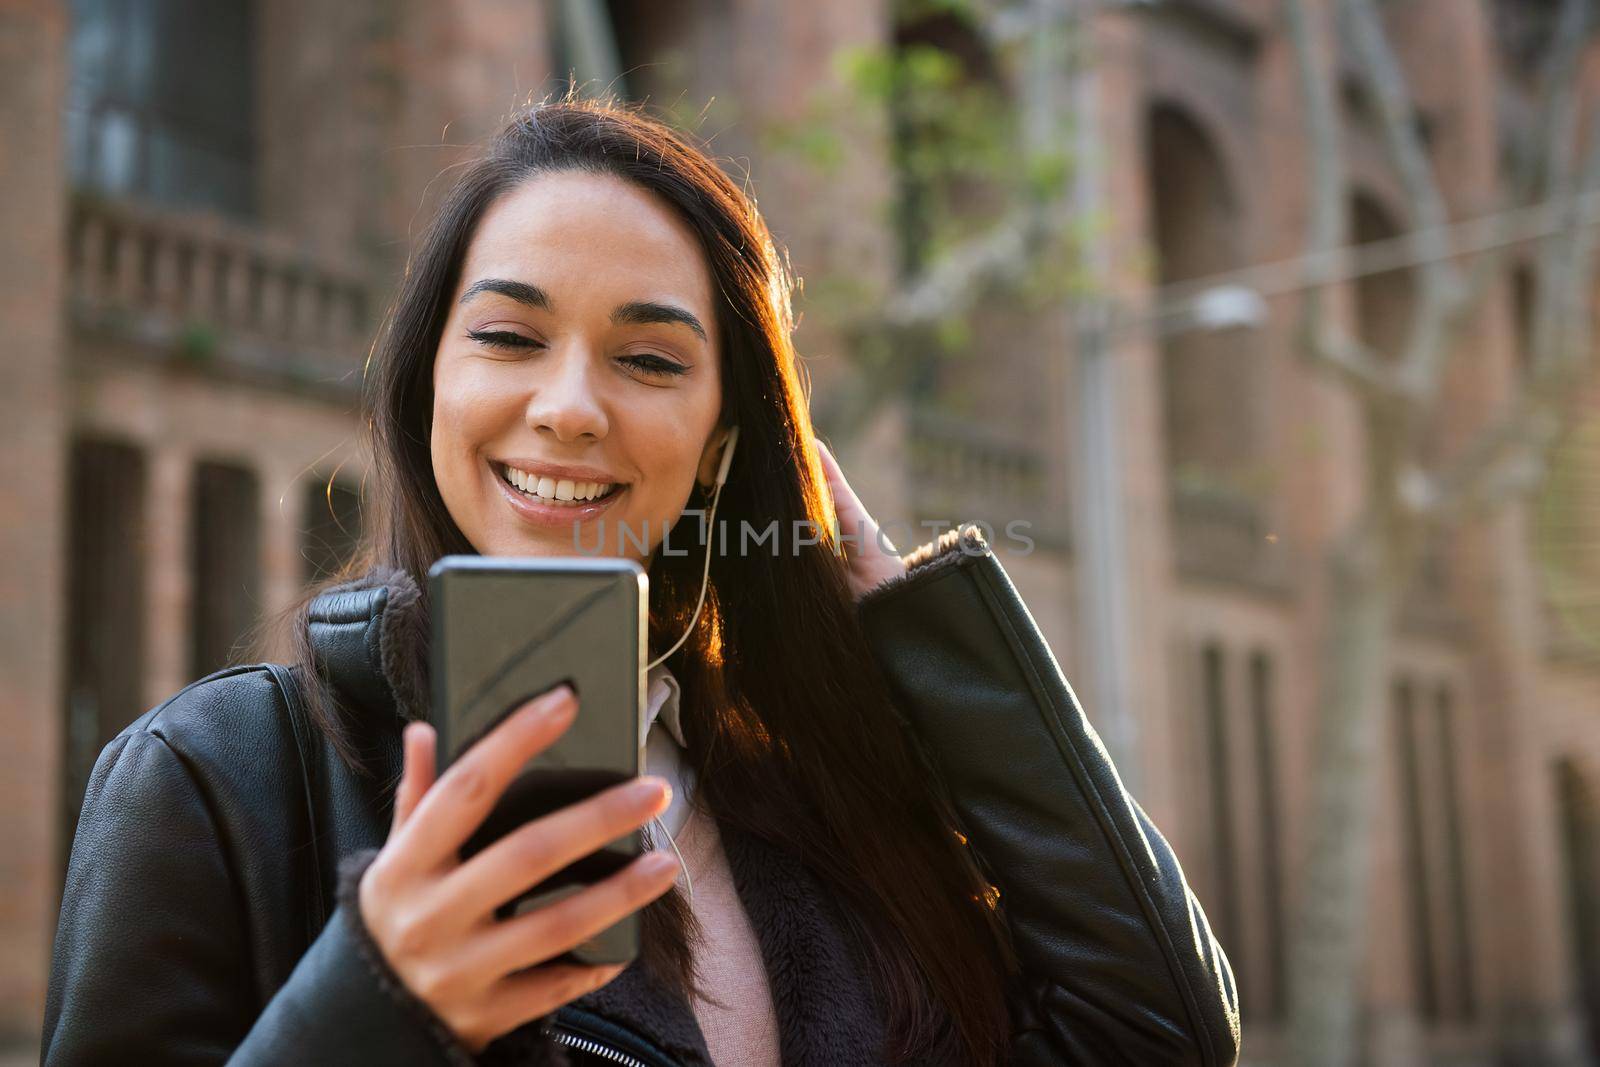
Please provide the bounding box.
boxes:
[493,462,625,507]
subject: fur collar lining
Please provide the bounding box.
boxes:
[856,522,989,614]
[307,565,431,724]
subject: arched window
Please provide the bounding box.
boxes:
[1350,192,1415,361]
[1147,105,1255,484]
[889,3,1010,283]
[1147,103,1269,581]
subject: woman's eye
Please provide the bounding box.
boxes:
[620,353,688,379]
[467,330,684,378]
[466,329,540,352]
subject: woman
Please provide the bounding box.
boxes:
[42,97,1239,1066]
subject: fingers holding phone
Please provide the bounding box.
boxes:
[357,685,680,1054]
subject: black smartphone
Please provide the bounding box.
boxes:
[427,554,647,966]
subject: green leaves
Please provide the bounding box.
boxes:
[758,7,1105,419]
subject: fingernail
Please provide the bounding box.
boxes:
[631,776,671,808]
[516,687,573,729]
[535,683,575,712]
[641,851,679,876]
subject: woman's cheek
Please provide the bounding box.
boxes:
[650,470,703,551]
[431,370,493,533]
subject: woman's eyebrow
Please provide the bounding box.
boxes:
[460,277,550,310]
[459,278,708,343]
[611,299,708,343]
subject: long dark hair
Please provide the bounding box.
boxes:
[262,92,1019,1064]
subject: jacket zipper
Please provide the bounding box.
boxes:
[551,1026,651,1067]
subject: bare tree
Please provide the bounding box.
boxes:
[1283,0,1600,1063]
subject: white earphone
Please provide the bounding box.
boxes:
[645,424,738,672]
[643,424,738,899]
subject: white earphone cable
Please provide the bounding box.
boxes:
[645,426,736,673]
[640,427,738,902]
[650,814,694,900]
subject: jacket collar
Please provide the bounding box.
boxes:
[304,564,686,737]
[306,565,430,725]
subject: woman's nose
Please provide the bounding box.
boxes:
[525,346,609,442]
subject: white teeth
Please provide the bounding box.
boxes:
[500,465,615,505]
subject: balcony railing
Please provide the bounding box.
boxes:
[67,192,371,388]
[906,405,1068,552]
[1171,481,1290,592]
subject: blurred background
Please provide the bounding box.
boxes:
[2,0,1599,1064]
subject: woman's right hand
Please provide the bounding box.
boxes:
[357,683,679,1054]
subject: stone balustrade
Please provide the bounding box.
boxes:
[67,193,371,386]
[906,404,1068,550]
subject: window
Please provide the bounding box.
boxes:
[1554,757,1600,1063]
[604,0,701,104]
[300,475,363,584]
[1196,640,1288,1024]
[1434,684,1476,1020]
[62,438,147,864]
[1351,193,1416,362]
[190,460,261,678]
[889,4,1009,283]
[1511,262,1537,381]
[1248,650,1288,1021]
[1200,642,1243,974]
[66,0,256,216]
[1148,104,1269,578]
[1393,672,1477,1024]
[1393,676,1440,1020]
[1491,0,1565,86]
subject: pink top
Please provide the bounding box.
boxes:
[642,664,782,1065]
[675,802,782,1066]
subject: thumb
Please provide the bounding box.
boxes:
[391,721,437,835]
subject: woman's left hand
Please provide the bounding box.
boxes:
[815,436,906,602]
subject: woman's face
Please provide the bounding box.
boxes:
[431,169,726,561]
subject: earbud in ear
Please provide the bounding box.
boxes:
[650,424,742,673]
[714,426,740,489]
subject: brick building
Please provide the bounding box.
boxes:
[1,1,1597,1064]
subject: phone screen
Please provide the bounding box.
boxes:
[427,555,647,963]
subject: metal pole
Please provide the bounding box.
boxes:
[1062,0,1143,791]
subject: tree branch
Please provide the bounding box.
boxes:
[877,212,1054,330]
[1422,399,1563,524]
[1425,98,1600,525]
[1532,0,1594,204]
[1531,87,1600,382]
[1398,0,1592,413]
[1287,0,1380,401]
[1339,0,1467,399]
[880,0,1073,332]
[1304,328,1420,404]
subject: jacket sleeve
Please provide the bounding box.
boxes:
[41,726,566,1067]
[856,524,1241,1067]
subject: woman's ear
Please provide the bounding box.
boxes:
[696,425,733,489]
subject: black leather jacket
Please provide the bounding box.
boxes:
[42,524,1240,1066]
